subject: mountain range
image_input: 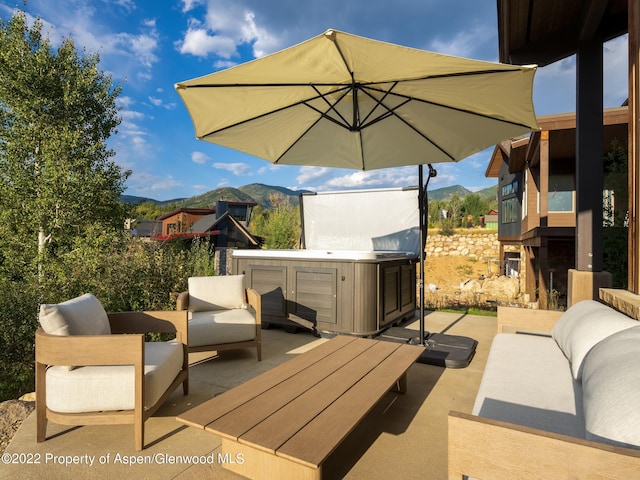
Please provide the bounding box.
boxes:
[121,183,497,209]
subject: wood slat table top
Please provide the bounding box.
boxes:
[176,335,424,468]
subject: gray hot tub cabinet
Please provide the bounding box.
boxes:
[234,188,421,336]
[233,251,416,336]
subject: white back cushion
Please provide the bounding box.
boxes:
[188,275,247,312]
[581,326,640,448]
[551,300,638,380]
[39,293,111,336]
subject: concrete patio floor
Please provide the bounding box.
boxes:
[2,310,496,480]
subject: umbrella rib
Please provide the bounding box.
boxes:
[195,85,356,138]
[273,114,325,165]
[358,81,399,128]
[363,83,536,131]
[357,86,455,161]
[309,85,352,130]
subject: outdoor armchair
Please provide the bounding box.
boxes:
[176,274,262,361]
[35,293,189,451]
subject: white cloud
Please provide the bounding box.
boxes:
[117,96,135,108]
[107,0,137,12]
[181,0,205,13]
[214,59,238,69]
[192,184,211,192]
[148,96,163,107]
[603,35,628,107]
[124,31,159,68]
[428,24,496,60]
[240,11,278,58]
[178,21,239,58]
[258,164,284,175]
[119,109,145,120]
[213,162,251,175]
[177,1,281,60]
[296,166,334,185]
[192,151,211,164]
[296,166,420,192]
[127,171,183,194]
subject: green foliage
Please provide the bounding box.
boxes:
[250,195,300,249]
[130,201,177,221]
[428,190,496,230]
[439,218,456,236]
[461,194,491,227]
[0,11,129,258]
[0,232,217,401]
[602,140,628,289]
[0,9,131,401]
[0,274,40,401]
[603,226,628,289]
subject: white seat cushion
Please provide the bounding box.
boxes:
[551,300,638,380]
[188,309,256,348]
[473,333,585,438]
[45,341,184,413]
[188,275,247,312]
[581,326,640,449]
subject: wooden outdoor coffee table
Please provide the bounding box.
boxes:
[176,335,423,480]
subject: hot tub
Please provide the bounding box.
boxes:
[233,249,414,261]
[232,188,421,336]
[232,249,417,336]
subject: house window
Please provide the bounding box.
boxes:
[502,197,519,223]
[501,178,519,224]
[548,174,574,212]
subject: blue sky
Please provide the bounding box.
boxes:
[0,0,629,201]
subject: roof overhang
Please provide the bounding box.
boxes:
[486,106,629,177]
[498,0,628,67]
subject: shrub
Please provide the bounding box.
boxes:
[0,232,216,401]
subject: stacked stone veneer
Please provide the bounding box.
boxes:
[426,231,500,260]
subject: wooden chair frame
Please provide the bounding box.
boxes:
[35,310,189,451]
[176,287,262,361]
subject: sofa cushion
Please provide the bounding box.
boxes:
[188,275,247,312]
[45,341,184,413]
[39,293,111,336]
[188,309,256,348]
[473,333,585,438]
[551,300,638,380]
[581,326,640,449]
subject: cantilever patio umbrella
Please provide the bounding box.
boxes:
[175,28,539,351]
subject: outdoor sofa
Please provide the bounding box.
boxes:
[448,299,640,479]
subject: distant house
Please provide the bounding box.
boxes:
[481,210,498,229]
[154,200,260,249]
[486,106,628,308]
[156,207,217,238]
[131,220,162,238]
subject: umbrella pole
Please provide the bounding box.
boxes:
[418,164,436,345]
[419,165,426,345]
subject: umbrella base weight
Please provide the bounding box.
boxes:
[412,333,477,369]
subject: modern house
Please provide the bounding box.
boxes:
[486,106,628,309]
[154,200,260,249]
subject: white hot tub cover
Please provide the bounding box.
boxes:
[300,187,420,256]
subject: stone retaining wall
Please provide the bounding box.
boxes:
[426,231,500,260]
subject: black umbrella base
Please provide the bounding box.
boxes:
[411,333,477,369]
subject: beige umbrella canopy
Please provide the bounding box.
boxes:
[175,28,539,171]
[175,28,539,349]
